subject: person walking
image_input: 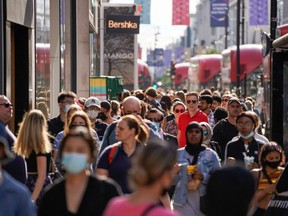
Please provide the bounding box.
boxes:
[96,115,148,194]
[13,109,52,205]
[0,95,27,184]
[38,126,121,216]
[177,92,208,148]
[173,122,221,216]
[0,136,34,216]
[250,142,284,216]
[103,140,179,216]
[212,97,242,160]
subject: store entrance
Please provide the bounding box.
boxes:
[10,23,30,133]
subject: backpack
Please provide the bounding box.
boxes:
[108,142,121,165]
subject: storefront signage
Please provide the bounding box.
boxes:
[105,15,140,34]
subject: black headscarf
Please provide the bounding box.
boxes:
[185,122,206,158]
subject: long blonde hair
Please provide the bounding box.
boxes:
[14,109,52,157]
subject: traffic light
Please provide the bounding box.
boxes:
[170,61,176,76]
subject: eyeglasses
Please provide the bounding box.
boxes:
[147,118,162,123]
[86,106,99,111]
[186,100,198,104]
[0,103,13,108]
[203,130,208,136]
[236,121,254,128]
[222,99,229,102]
[175,109,185,113]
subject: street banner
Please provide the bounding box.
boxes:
[249,0,268,25]
[210,0,229,27]
[134,0,151,24]
[172,0,190,26]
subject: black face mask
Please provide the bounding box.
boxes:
[96,112,108,121]
[264,160,281,169]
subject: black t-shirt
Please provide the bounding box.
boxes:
[212,118,238,160]
[38,175,122,216]
[225,137,265,166]
[48,115,65,141]
[94,121,108,141]
[25,151,51,174]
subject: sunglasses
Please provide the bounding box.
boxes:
[0,103,13,108]
[175,109,185,113]
[186,100,198,104]
[222,99,229,102]
[147,118,162,123]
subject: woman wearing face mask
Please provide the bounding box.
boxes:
[103,140,180,216]
[55,111,100,173]
[249,142,285,216]
[172,122,221,216]
[38,126,122,216]
[225,112,266,169]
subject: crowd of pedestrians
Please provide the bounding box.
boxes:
[0,86,288,216]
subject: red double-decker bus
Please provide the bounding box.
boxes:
[174,62,190,90]
[221,44,263,97]
[137,59,152,89]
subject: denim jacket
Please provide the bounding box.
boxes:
[173,147,221,206]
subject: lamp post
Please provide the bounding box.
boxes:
[236,0,241,96]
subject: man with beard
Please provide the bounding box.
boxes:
[199,95,214,128]
[212,97,243,161]
[173,122,221,216]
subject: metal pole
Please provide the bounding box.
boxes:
[270,0,277,41]
[225,11,228,49]
[236,0,241,95]
[0,0,4,94]
[241,0,245,44]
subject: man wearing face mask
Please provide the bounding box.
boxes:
[48,91,77,143]
[0,136,34,216]
[146,108,178,150]
[225,111,265,170]
[84,97,108,143]
[97,100,115,125]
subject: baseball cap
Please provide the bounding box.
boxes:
[101,100,111,110]
[228,97,241,105]
[84,97,100,108]
[0,136,15,165]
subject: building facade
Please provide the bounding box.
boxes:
[0,0,98,132]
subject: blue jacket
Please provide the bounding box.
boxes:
[173,147,221,206]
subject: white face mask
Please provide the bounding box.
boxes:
[64,104,71,113]
[87,110,98,120]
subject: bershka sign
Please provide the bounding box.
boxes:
[105,15,140,34]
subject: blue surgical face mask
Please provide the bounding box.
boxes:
[153,122,161,131]
[64,104,71,113]
[239,131,254,140]
[62,153,88,174]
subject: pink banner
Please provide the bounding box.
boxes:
[172,0,190,25]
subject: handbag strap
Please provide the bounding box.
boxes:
[51,157,63,179]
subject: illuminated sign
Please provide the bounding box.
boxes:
[105,15,140,34]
